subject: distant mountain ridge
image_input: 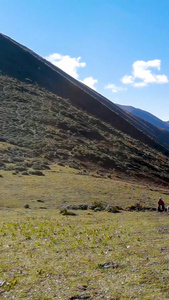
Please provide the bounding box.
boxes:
[118,104,169,132]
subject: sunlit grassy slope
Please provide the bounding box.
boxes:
[0,164,168,209]
[0,166,169,300]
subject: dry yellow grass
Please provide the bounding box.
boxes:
[0,164,168,210]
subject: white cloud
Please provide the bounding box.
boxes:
[82,76,98,90]
[45,53,98,90]
[105,83,127,93]
[45,53,86,79]
[121,75,134,84]
[121,59,168,87]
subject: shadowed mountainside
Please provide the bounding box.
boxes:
[0,33,169,155]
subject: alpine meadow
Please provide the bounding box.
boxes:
[1,2,169,299]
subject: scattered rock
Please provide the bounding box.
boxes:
[12,171,19,175]
[66,204,88,210]
[39,207,47,209]
[161,247,169,251]
[162,191,169,195]
[32,162,50,170]
[24,204,30,209]
[58,162,65,167]
[90,201,105,211]
[37,199,45,203]
[13,157,24,162]
[69,295,91,300]
[68,161,81,170]
[125,203,156,211]
[78,285,88,291]
[0,280,6,287]
[0,174,3,178]
[14,166,27,172]
[78,170,88,176]
[22,171,29,176]
[24,161,34,168]
[125,203,143,211]
[94,207,102,212]
[105,205,122,213]
[148,207,156,211]
[30,170,45,176]
[98,262,119,269]
[0,161,5,167]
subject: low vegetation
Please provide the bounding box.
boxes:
[0,165,169,299]
[1,74,169,185]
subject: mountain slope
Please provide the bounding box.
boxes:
[0,33,169,155]
[1,34,169,184]
[1,75,169,185]
[118,104,169,132]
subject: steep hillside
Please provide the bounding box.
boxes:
[0,33,169,155]
[118,104,169,132]
[1,74,169,185]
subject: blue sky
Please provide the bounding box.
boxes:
[1,0,169,120]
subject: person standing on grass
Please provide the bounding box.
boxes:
[157,197,165,212]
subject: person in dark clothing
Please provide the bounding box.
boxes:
[157,197,165,212]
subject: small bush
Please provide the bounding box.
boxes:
[90,200,105,210]
[60,209,77,216]
[126,202,144,211]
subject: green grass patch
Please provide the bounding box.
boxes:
[0,165,169,299]
[0,209,169,299]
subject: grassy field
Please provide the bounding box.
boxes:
[0,165,169,299]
